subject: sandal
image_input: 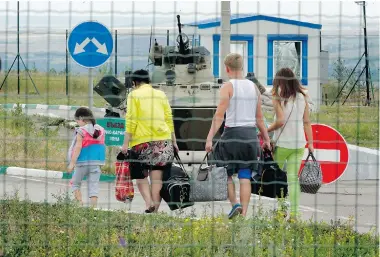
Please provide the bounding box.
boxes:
[145,206,156,213]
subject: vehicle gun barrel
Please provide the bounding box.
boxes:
[176,15,186,55]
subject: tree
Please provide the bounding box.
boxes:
[49,68,57,76]
[31,62,38,73]
[332,58,368,104]
[332,58,349,89]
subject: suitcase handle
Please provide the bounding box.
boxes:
[174,151,187,172]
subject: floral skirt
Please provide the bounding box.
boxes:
[131,140,174,171]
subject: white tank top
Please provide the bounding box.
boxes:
[273,92,307,149]
[224,79,258,128]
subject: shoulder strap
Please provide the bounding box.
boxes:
[274,100,295,145]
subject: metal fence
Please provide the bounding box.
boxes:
[0,1,379,256]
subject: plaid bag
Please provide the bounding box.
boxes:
[115,152,134,203]
[299,152,322,194]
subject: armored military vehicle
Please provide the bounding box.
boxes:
[94,15,269,163]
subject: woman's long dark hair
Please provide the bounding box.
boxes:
[74,107,100,138]
[272,68,306,106]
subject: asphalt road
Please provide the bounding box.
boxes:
[1,174,378,234]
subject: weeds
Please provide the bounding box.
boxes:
[0,195,377,257]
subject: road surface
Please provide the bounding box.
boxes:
[1,174,378,235]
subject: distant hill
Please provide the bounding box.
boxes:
[1,33,378,82]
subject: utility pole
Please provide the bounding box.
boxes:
[220,1,231,81]
[356,1,371,106]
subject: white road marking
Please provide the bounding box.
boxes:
[7,175,67,186]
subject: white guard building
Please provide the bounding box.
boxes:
[183,14,329,111]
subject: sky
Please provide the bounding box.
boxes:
[0,0,379,33]
[0,0,378,74]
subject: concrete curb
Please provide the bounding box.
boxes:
[0,103,105,113]
[0,166,116,182]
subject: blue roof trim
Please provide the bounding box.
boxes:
[188,14,321,30]
[267,34,309,41]
[212,34,254,41]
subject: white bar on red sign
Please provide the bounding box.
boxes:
[302,149,341,163]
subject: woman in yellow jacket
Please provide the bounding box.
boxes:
[121,69,178,213]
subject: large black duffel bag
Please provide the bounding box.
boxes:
[251,149,288,199]
[160,152,194,211]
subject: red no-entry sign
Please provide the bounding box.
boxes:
[299,124,349,184]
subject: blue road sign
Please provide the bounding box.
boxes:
[68,21,113,68]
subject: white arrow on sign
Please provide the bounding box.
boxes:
[91,38,108,55]
[73,37,108,55]
[73,37,91,55]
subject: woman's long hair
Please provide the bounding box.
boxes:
[272,68,305,106]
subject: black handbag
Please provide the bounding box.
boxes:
[116,150,146,180]
[160,152,194,211]
[251,149,288,199]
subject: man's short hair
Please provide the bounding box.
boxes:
[131,69,150,85]
[224,53,243,71]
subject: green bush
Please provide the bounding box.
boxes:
[0,196,378,257]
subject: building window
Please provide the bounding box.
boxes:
[273,41,302,79]
[267,35,308,85]
[213,34,254,78]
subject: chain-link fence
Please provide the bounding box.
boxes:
[0,1,379,256]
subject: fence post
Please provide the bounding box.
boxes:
[115,29,118,77]
[66,29,69,95]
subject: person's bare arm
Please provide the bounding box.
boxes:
[303,95,314,152]
[267,99,285,133]
[256,93,271,145]
[253,84,270,143]
[68,134,83,172]
[206,82,232,142]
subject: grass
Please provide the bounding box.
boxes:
[0,105,71,171]
[0,195,378,257]
[311,106,379,149]
[0,105,119,173]
[0,72,108,107]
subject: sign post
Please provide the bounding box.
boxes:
[299,124,349,184]
[88,68,94,109]
[67,21,113,110]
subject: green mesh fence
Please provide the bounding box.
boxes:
[0,1,379,256]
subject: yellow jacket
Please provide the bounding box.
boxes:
[125,84,174,148]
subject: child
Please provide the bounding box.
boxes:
[67,107,106,208]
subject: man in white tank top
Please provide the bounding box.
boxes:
[205,53,271,218]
